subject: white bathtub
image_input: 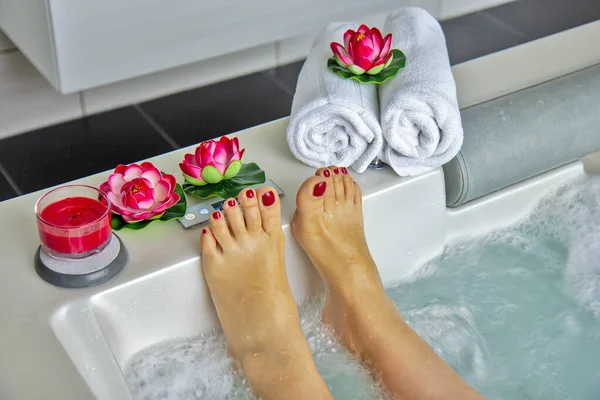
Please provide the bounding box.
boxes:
[0,27,599,399]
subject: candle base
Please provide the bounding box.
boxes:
[34,233,127,289]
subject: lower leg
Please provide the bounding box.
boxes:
[292,167,483,399]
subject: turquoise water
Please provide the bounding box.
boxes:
[392,233,600,399]
[126,176,600,399]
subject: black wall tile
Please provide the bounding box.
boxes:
[0,108,174,194]
[486,0,600,41]
[140,72,293,148]
[0,173,17,202]
[442,12,527,64]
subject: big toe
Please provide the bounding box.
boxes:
[296,176,328,214]
[256,186,282,234]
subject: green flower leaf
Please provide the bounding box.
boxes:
[327,49,407,84]
[161,184,188,220]
[347,64,366,75]
[111,183,187,231]
[183,174,207,186]
[334,55,347,68]
[183,162,266,200]
[366,64,384,75]
[111,214,126,230]
[384,52,394,69]
[201,165,224,184]
[223,160,243,180]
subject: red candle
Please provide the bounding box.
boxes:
[36,186,112,258]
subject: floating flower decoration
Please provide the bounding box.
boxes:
[181,137,266,200]
[328,24,406,84]
[331,25,393,76]
[179,137,245,186]
[100,162,186,230]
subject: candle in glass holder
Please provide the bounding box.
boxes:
[35,185,112,259]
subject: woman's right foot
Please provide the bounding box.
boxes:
[201,187,332,400]
[291,166,392,354]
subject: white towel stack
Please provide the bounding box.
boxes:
[286,23,383,173]
[286,8,463,176]
[378,8,463,176]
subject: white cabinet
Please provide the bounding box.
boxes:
[0,0,406,93]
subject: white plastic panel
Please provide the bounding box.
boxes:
[47,0,403,93]
[0,0,58,86]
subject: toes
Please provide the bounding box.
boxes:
[340,167,354,202]
[315,167,332,180]
[256,186,282,234]
[353,182,363,206]
[329,166,345,202]
[296,176,328,213]
[238,188,261,234]
[209,210,234,248]
[200,227,220,256]
[223,198,246,239]
[316,168,335,212]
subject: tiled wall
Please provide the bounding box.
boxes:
[0,0,513,141]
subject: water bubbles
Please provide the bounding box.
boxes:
[125,293,385,400]
[124,175,600,400]
[563,315,582,335]
[391,175,600,398]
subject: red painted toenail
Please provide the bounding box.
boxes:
[333,167,340,174]
[202,228,208,234]
[213,211,222,219]
[323,169,331,177]
[246,189,255,199]
[341,167,348,174]
[228,199,236,207]
[313,182,327,197]
[262,191,275,207]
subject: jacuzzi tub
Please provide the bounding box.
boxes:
[0,24,599,400]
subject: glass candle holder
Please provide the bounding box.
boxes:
[35,185,112,259]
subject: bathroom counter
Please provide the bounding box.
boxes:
[0,23,598,399]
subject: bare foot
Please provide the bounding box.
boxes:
[291,167,390,354]
[201,187,332,400]
[293,169,484,400]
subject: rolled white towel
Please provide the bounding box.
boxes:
[287,23,383,173]
[378,7,463,176]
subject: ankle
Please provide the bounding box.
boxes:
[325,263,386,305]
[326,288,404,349]
[241,339,318,388]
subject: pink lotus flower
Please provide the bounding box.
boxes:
[179,137,246,186]
[330,24,393,76]
[100,162,180,223]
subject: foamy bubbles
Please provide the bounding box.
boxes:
[125,332,251,400]
[405,305,490,382]
[125,174,600,399]
[526,174,600,316]
[125,294,387,400]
